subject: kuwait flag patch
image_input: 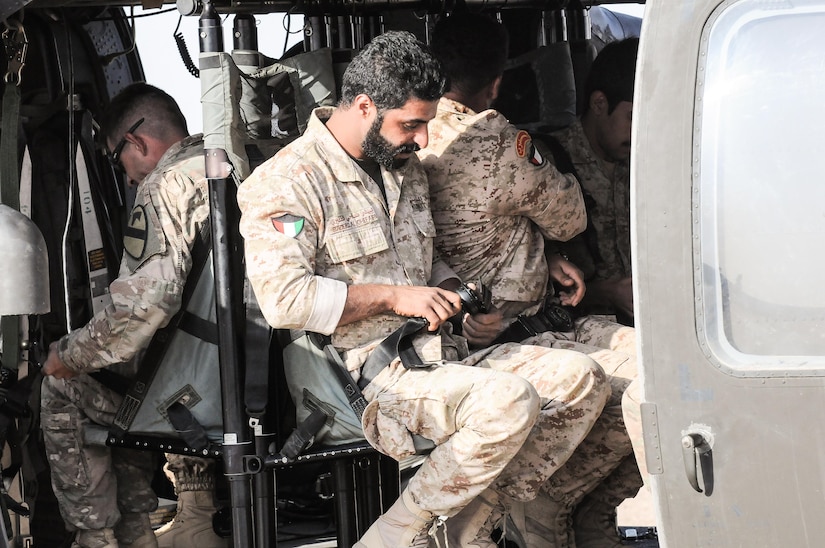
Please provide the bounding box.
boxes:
[271,214,305,237]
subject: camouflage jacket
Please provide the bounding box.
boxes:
[58,135,209,374]
[238,108,460,374]
[551,120,631,281]
[418,98,587,316]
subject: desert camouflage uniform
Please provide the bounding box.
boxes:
[551,119,631,285]
[420,98,641,538]
[551,118,646,538]
[41,135,214,537]
[238,107,610,516]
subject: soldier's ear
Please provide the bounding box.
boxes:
[490,75,503,102]
[124,132,148,156]
[353,94,375,119]
[590,91,609,116]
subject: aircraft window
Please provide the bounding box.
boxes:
[697,0,825,370]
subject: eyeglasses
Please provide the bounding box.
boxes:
[107,117,144,170]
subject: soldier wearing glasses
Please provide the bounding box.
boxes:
[40,84,226,548]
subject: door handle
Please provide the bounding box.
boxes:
[682,433,714,495]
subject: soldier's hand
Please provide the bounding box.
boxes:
[548,254,586,306]
[611,276,634,320]
[42,342,79,379]
[390,286,462,331]
[462,309,504,347]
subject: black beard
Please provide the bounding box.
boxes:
[361,115,419,169]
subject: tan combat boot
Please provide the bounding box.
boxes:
[508,492,574,548]
[572,495,623,548]
[155,491,228,548]
[432,489,503,548]
[354,489,436,548]
[115,512,158,547]
[72,528,119,548]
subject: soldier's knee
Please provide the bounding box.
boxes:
[622,377,642,407]
[496,374,541,436]
[562,351,612,422]
[40,375,74,413]
[563,349,611,402]
[40,374,61,401]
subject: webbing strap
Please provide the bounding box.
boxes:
[0,82,22,370]
[322,342,369,420]
[357,316,429,389]
[75,143,113,314]
[0,83,20,211]
[166,401,210,450]
[243,278,271,419]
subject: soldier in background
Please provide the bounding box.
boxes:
[551,37,639,327]
[419,13,642,547]
[40,83,226,548]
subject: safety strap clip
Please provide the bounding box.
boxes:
[2,21,27,85]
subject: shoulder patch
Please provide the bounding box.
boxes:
[124,205,148,260]
[124,201,166,272]
[272,214,305,237]
[515,130,531,158]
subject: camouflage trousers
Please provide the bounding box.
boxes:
[40,375,159,532]
[361,342,609,516]
[530,314,644,509]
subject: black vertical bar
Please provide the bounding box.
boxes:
[333,459,357,547]
[199,2,254,547]
[355,455,381,536]
[307,16,325,51]
[231,13,276,547]
[233,13,258,51]
[379,454,400,509]
[566,0,592,41]
[252,426,276,548]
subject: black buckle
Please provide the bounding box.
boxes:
[541,303,574,332]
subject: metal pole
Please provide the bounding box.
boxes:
[199,2,255,546]
[231,17,276,546]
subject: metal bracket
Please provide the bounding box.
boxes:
[3,20,27,85]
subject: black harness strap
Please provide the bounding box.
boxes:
[178,310,219,346]
[1,76,22,374]
[166,401,210,450]
[108,233,212,438]
[272,407,327,461]
[243,278,271,420]
[358,316,429,390]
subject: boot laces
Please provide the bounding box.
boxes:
[421,516,447,548]
[444,497,506,548]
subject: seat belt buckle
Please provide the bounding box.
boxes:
[515,315,539,338]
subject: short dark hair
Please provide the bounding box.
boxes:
[100,82,188,146]
[339,31,446,111]
[583,37,639,115]
[431,12,509,97]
